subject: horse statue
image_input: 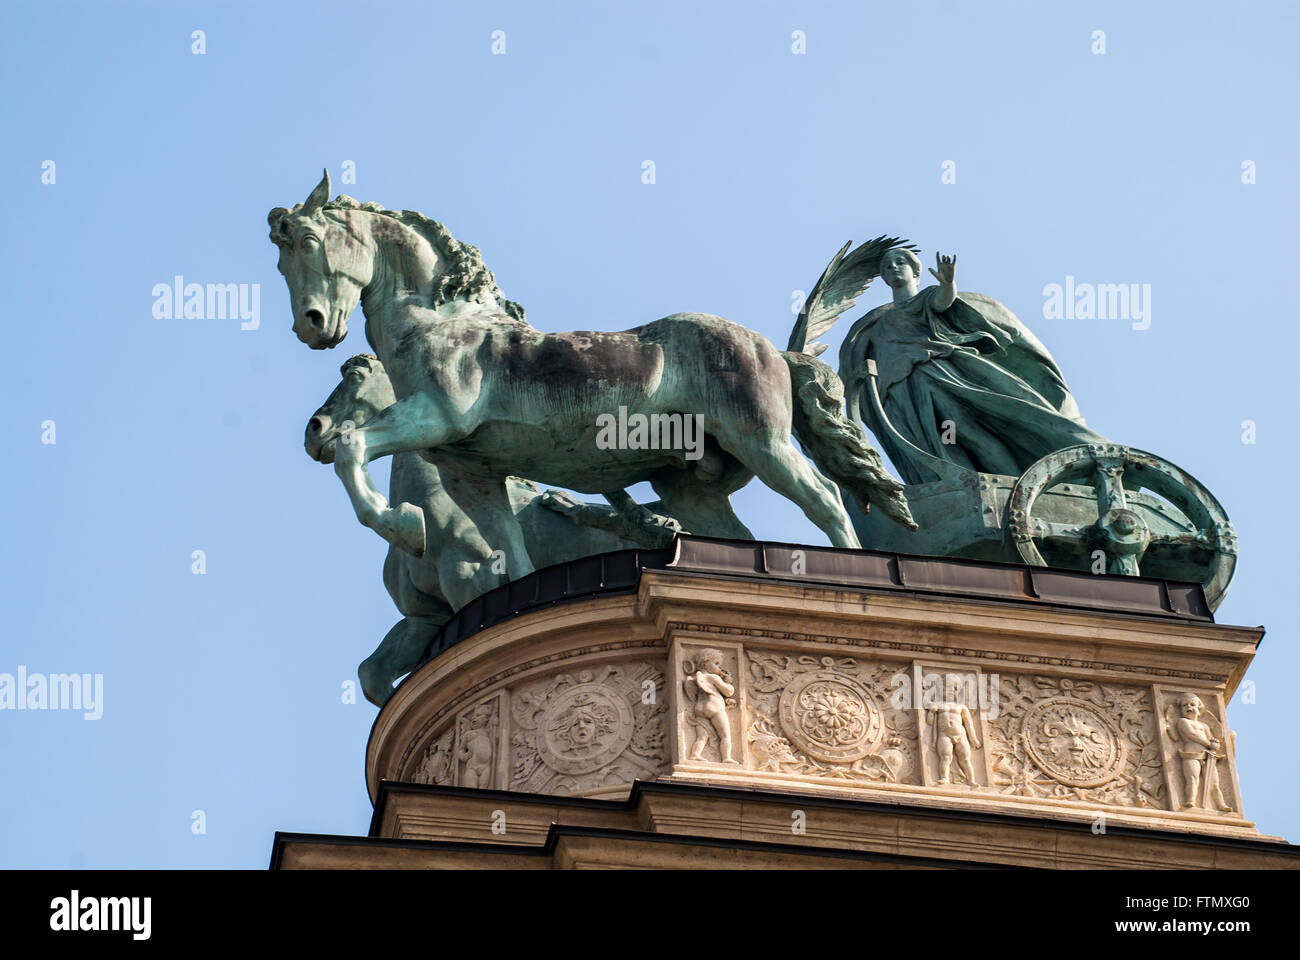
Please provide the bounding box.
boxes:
[269,171,915,602]
[306,353,693,704]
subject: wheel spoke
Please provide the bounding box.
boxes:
[1094,458,1129,521]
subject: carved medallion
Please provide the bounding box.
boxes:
[537,682,635,775]
[778,671,883,763]
[1022,697,1126,788]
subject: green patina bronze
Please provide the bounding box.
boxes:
[812,240,1237,609]
[269,173,918,700]
[305,353,686,704]
[838,248,1105,485]
[267,173,1239,702]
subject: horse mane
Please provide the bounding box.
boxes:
[279,196,528,324]
[340,353,382,377]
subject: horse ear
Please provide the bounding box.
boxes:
[301,168,330,217]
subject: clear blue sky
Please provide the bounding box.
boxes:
[2,1,1296,867]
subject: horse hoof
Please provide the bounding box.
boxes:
[633,512,682,548]
[359,675,392,706]
[392,502,427,558]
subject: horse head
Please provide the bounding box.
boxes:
[270,170,529,352]
[268,170,374,350]
[305,354,396,464]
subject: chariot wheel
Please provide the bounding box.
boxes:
[1005,443,1237,610]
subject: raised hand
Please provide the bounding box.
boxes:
[929,251,956,285]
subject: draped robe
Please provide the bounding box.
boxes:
[838,287,1104,485]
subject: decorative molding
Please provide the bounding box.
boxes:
[989,675,1164,809]
[398,638,666,777]
[666,621,1227,683]
[745,653,918,785]
[510,662,668,794]
[372,578,1257,836]
[1154,686,1241,817]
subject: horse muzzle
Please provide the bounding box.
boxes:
[305,414,338,463]
[294,305,347,350]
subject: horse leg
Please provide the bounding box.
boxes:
[333,392,455,557]
[438,467,536,594]
[602,489,682,546]
[728,435,862,549]
[359,612,447,706]
[437,542,502,609]
[415,472,496,610]
[650,469,753,540]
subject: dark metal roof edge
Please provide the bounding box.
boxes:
[645,567,1256,636]
[674,533,1209,585]
[411,535,1222,672]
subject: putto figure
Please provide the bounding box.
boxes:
[927,697,982,786]
[457,703,497,789]
[684,649,739,764]
[1173,693,1230,812]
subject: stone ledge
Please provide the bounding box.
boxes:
[273,779,1299,870]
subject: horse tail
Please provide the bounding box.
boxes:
[781,350,917,531]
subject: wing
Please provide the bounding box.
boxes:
[787,235,916,356]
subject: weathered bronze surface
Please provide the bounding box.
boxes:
[267,178,1239,701]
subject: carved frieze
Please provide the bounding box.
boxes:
[778,670,884,763]
[681,646,742,765]
[744,653,918,783]
[456,697,501,789]
[510,662,667,794]
[1021,697,1127,788]
[1154,687,1239,816]
[402,627,1249,832]
[989,675,1164,808]
[412,727,455,786]
[411,690,510,790]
